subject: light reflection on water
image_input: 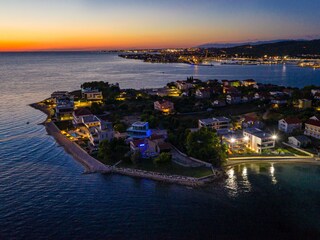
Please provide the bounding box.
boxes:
[241,166,252,192]
[225,162,280,195]
[270,163,277,184]
[225,168,238,197]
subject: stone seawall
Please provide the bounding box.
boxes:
[111,167,224,187]
[45,121,111,173]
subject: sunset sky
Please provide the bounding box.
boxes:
[1,0,320,51]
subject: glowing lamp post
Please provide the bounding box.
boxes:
[230,137,236,151]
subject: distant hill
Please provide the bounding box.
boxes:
[198,39,306,49]
[205,39,320,57]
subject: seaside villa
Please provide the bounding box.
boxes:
[127,122,152,139]
[54,94,74,121]
[88,120,114,147]
[304,116,320,139]
[222,132,248,153]
[81,88,103,101]
[243,128,276,153]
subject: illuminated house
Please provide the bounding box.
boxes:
[130,134,171,158]
[243,128,276,153]
[88,120,114,147]
[81,88,103,101]
[304,116,320,139]
[54,93,74,121]
[298,99,312,109]
[127,122,152,139]
[241,79,256,87]
[221,80,241,87]
[222,133,248,152]
[130,139,149,154]
[198,117,231,130]
[154,100,174,114]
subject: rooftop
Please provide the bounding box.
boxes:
[199,117,231,125]
[282,117,302,124]
[74,108,93,117]
[132,121,148,127]
[305,119,320,127]
[82,115,100,124]
[290,135,310,143]
[244,128,272,138]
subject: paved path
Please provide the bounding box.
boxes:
[170,147,205,167]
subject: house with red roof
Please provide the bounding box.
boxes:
[304,116,320,139]
[278,117,302,133]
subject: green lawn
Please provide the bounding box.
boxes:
[282,146,310,156]
[118,159,213,178]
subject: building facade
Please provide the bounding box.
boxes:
[54,93,74,121]
[198,117,231,130]
[243,128,276,153]
[127,122,152,139]
[304,117,320,139]
[278,118,302,133]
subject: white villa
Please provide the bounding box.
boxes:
[278,117,302,133]
[198,117,231,130]
[304,116,320,139]
[243,128,276,153]
[88,120,114,147]
[81,88,103,101]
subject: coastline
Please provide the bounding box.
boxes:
[224,158,320,168]
[30,102,225,187]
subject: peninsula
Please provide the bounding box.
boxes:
[31,78,320,186]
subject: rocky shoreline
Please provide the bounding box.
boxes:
[30,102,226,187]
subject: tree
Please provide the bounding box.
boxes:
[90,102,103,114]
[113,123,127,133]
[153,152,172,164]
[130,151,142,164]
[186,128,227,166]
[98,138,130,163]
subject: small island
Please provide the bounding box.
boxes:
[31,78,320,186]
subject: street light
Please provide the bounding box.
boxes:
[230,138,236,143]
[272,135,277,140]
[244,136,249,141]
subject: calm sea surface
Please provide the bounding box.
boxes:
[1,52,320,239]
